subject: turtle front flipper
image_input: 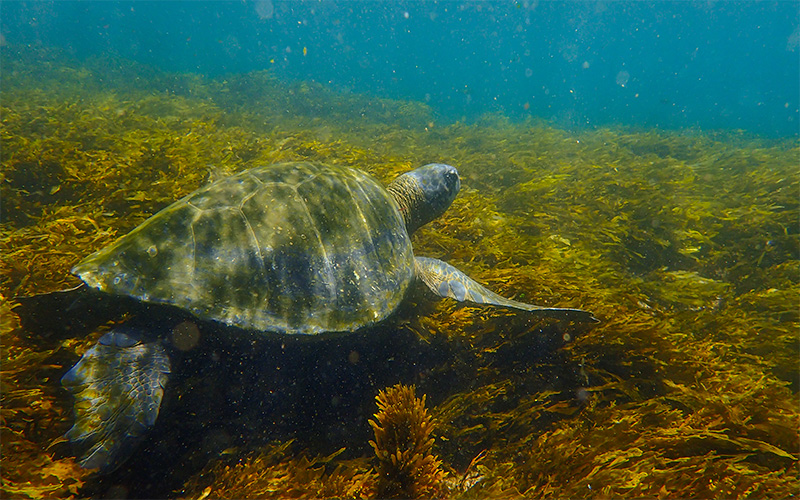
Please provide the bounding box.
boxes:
[415,257,598,323]
[61,326,171,472]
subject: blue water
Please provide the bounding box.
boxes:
[2,1,798,137]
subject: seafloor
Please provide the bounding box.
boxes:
[1,48,798,499]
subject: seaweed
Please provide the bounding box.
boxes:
[369,384,446,499]
[1,47,798,499]
[179,441,376,500]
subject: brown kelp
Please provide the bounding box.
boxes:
[180,440,376,500]
[369,384,446,499]
[1,47,798,499]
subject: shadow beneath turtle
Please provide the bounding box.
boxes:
[13,284,140,345]
[84,337,586,497]
[20,285,591,499]
[74,318,458,498]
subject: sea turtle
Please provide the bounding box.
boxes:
[39,161,596,472]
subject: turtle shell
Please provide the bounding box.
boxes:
[72,162,416,334]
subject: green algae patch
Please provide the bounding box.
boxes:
[1,48,798,499]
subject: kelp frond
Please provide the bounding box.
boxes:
[369,384,447,499]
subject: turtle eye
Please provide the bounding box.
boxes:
[444,167,460,191]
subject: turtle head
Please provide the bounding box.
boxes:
[387,163,460,234]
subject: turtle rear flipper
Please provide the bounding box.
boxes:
[61,327,171,472]
[415,257,598,323]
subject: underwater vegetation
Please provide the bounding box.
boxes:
[1,47,798,499]
[369,384,445,499]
